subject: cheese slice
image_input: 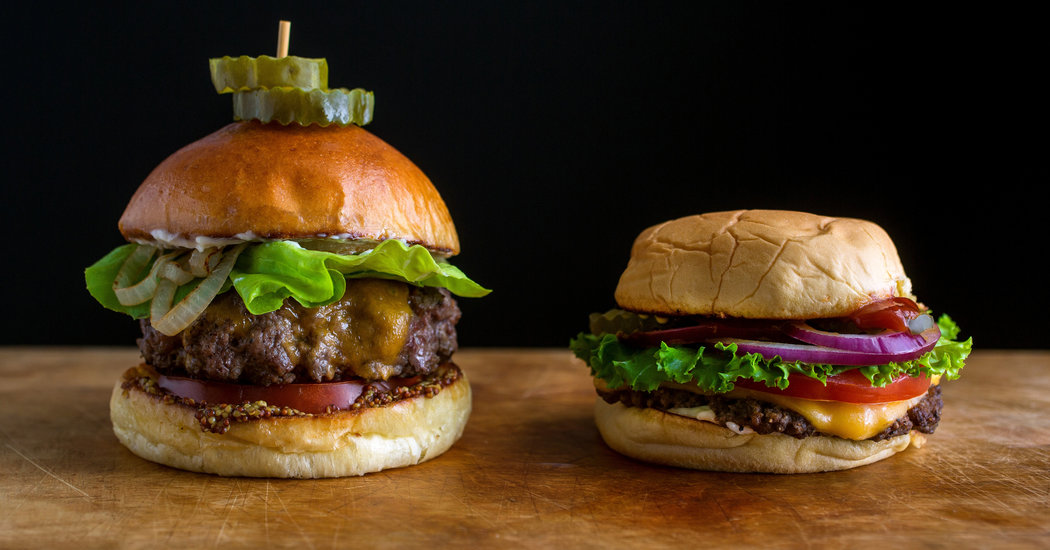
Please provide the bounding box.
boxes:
[721,388,925,440]
[658,376,939,441]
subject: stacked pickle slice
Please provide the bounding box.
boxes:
[209,55,374,126]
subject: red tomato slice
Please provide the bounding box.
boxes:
[849,297,922,332]
[155,371,422,414]
[732,369,932,403]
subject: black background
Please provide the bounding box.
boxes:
[3,2,1045,349]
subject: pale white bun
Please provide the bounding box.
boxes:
[118,121,460,255]
[614,209,914,319]
[594,399,924,473]
[110,369,471,478]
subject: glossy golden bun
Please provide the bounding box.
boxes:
[594,400,924,473]
[119,121,460,255]
[614,209,913,319]
[110,368,472,478]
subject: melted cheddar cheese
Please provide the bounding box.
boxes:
[658,376,940,440]
[722,388,925,440]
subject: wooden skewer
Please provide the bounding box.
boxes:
[277,20,291,58]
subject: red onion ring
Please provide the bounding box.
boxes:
[618,311,943,366]
[782,316,941,355]
[719,329,939,366]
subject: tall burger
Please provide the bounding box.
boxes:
[571,210,971,473]
[85,56,488,478]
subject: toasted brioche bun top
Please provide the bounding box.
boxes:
[119,121,460,255]
[614,209,913,319]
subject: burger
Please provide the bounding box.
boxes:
[84,62,488,477]
[570,210,971,473]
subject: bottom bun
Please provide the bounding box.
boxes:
[110,367,471,478]
[594,399,924,473]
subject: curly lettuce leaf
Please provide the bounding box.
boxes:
[85,240,490,319]
[571,333,841,393]
[570,314,972,393]
[854,315,972,386]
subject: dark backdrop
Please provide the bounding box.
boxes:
[3,3,1045,348]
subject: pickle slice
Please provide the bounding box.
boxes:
[232,87,375,126]
[589,308,670,335]
[210,55,328,93]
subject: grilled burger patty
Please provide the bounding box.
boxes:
[138,279,460,385]
[597,384,943,442]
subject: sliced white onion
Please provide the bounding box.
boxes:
[159,257,194,285]
[112,245,157,303]
[113,251,180,306]
[150,244,245,336]
[150,278,177,320]
[188,248,221,277]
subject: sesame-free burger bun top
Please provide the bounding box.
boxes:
[118,121,461,256]
[614,210,914,319]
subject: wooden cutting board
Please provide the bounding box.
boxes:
[1,348,1047,548]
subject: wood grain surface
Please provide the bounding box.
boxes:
[1,348,1047,549]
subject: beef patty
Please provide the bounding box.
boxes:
[597,383,943,441]
[138,279,460,385]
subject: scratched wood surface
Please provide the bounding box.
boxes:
[1,348,1047,549]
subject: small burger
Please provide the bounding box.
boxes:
[85,56,488,478]
[571,210,971,473]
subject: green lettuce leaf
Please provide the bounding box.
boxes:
[569,314,972,393]
[85,240,490,319]
[85,244,153,319]
[571,333,838,393]
[231,240,490,314]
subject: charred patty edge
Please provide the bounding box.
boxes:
[596,383,943,442]
[138,282,460,385]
